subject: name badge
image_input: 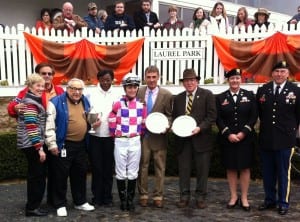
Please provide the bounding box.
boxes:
[61,148,67,157]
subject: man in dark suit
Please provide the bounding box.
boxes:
[137,66,173,208]
[172,68,217,209]
[133,0,161,31]
[256,61,300,215]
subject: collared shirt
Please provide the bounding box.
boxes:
[185,89,197,110]
[86,83,120,137]
[273,81,286,94]
[145,86,159,106]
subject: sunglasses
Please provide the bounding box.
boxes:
[68,86,84,92]
[41,72,54,76]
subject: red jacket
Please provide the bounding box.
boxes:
[7,85,64,118]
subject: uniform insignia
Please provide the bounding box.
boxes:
[222,99,229,105]
[240,96,249,103]
[286,92,296,104]
[259,94,266,103]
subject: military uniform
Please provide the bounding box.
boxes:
[256,80,300,210]
[216,88,258,169]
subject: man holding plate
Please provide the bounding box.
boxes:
[172,68,217,209]
[137,65,173,208]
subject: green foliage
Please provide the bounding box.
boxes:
[0,132,27,181]
[5,129,300,181]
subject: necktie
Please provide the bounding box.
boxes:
[275,85,280,97]
[147,90,153,114]
[186,94,193,115]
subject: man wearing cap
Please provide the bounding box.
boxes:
[84,2,104,34]
[137,65,173,208]
[256,61,300,215]
[252,8,270,29]
[172,68,217,209]
[216,68,257,211]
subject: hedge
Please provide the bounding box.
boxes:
[1,129,299,182]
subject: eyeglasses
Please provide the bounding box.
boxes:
[41,72,54,76]
[68,86,84,92]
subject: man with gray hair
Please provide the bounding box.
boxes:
[45,78,94,217]
[53,2,87,33]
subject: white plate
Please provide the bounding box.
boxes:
[145,112,169,134]
[172,115,197,137]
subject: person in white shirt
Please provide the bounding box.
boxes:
[86,69,120,207]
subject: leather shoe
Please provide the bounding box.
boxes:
[258,203,276,211]
[177,200,189,208]
[278,206,288,215]
[139,199,148,207]
[153,200,163,208]
[240,200,251,211]
[196,201,207,209]
[227,198,239,209]
[25,208,48,217]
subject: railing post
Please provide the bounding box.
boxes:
[17,23,27,86]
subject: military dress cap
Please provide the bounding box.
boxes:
[88,2,97,10]
[179,68,200,81]
[272,60,289,71]
[254,8,270,19]
[225,68,242,78]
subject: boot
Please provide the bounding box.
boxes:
[127,179,136,211]
[116,179,127,211]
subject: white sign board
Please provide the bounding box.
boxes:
[152,47,205,60]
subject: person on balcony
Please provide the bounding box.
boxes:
[84,2,104,35]
[189,7,211,30]
[210,1,230,31]
[288,5,300,24]
[133,0,161,31]
[252,8,271,30]
[53,1,87,34]
[162,5,184,31]
[17,74,47,217]
[137,66,173,208]
[216,68,258,212]
[234,7,253,31]
[98,9,108,25]
[105,1,135,32]
[172,69,217,209]
[35,8,53,33]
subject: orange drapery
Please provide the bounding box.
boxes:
[212,32,300,82]
[24,32,145,84]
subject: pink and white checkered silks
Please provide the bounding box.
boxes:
[108,96,147,138]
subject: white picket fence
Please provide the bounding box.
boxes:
[0,22,299,96]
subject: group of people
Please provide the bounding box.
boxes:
[33,0,300,36]
[7,59,300,218]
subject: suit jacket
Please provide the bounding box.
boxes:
[172,87,217,152]
[133,10,159,30]
[256,81,300,150]
[137,86,173,151]
[216,88,258,148]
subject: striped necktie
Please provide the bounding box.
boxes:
[185,93,193,115]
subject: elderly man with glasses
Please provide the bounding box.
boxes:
[45,78,95,217]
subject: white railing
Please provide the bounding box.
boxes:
[0,22,299,97]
